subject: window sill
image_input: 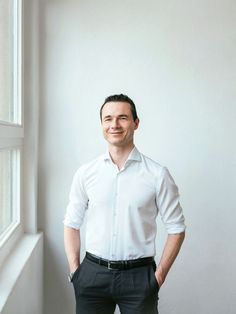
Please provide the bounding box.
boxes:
[0,232,43,312]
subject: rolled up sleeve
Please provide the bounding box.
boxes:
[156,167,186,234]
[63,167,88,230]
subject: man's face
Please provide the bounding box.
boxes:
[101,101,139,148]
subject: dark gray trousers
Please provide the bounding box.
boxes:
[72,256,159,314]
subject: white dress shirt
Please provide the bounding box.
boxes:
[64,147,186,261]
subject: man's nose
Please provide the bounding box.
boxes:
[111,119,120,128]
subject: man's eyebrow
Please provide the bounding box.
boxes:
[103,115,112,119]
[103,114,129,119]
[118,114,129,118]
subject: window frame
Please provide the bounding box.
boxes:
[0,0,23,263]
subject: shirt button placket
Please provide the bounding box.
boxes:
[111,172,119,260]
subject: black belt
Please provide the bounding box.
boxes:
[86,252,154,270]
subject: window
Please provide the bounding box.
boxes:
[0,0,22,248]
[0,149,20,242]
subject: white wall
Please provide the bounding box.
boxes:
[38,0,236,313]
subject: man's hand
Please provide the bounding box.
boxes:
[70,263,80,274]
[155,268,164,287]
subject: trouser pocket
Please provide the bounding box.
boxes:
[151,261,160,291]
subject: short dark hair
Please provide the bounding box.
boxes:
[100,94,138,121]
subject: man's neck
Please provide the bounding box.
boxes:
[108,144,135,170]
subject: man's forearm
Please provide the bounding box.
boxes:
[64,226,81,272]
[155,232,185,286]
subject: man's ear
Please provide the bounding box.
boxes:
[134,118,140,130]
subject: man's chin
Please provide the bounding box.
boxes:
[107,140,124,147]
[110,141,123,146]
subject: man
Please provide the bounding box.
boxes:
[64,94,186,314]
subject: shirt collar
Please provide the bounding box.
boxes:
[103,146,142,162]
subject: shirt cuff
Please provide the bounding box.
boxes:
[166,224,186,234]
[63,220,81,230]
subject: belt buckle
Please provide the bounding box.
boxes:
[108,261,113,270]
[108,261,120,270]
